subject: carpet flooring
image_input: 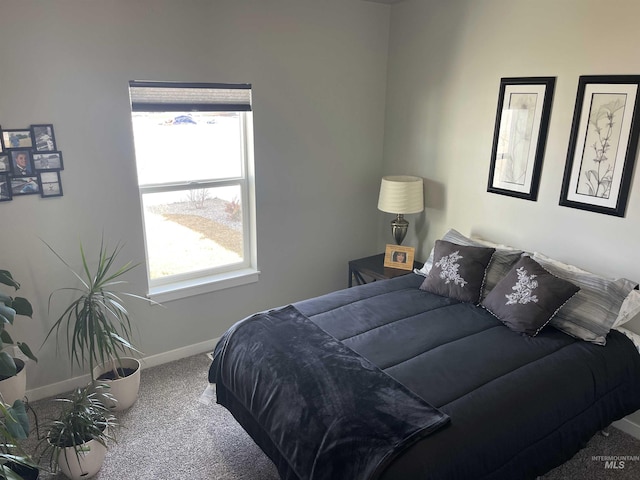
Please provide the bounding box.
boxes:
[21,353,640,479]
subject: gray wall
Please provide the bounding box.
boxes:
[4,0,638,427]
[382,0,640,426]
[0,0,390,391]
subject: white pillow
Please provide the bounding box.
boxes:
[469,235,520,252]
[614,289,640,328]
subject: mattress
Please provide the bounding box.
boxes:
[210,273,640,479]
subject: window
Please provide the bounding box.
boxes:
[128,82,258,301]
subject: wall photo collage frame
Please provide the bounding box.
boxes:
[0,123,63,201]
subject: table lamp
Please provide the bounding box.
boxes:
[377,175,424,245]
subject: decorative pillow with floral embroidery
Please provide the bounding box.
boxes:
[481,256,580,336]
[415,228,523,299]
[419,240,495,303]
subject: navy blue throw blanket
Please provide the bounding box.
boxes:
[210,305,450,480]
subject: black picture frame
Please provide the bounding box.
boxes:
[33,151,64,171]
[38,170,63,197]
[10,176,40,196]
[0,125,5,153]
[31,124,57,152]
[9,149,35,177]
[0,173,11,201]
[487,77,556,201]
[2,129,34,150]
[0,154,10,174]
[559,75,640,217]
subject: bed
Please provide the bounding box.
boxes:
[209,230,640,480]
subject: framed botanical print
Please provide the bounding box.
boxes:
[487,77,556,201]
[559,75,640,217]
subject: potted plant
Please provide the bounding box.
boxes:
[0,271,38,406]
[43,238,154,411]
[39,385,116,479]
[0,398,39,480]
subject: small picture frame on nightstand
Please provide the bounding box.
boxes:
[383,244,415,270]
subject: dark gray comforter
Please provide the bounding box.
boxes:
[211,304,450,480]
[209,273,640,479]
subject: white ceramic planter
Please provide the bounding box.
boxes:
[92,357,141,411]
[57,439,107,480]
[0,358,26,406]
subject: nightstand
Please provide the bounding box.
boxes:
[348,253,421,287]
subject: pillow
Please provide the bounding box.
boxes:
[419,240,495,303]
[532,252,639,345]
[481,256,580,336]
[415,229,523,298]
[470,235,520,252]
[614,289,640,328]
[415,229,476,275]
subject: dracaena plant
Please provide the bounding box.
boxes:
[0,271,38,379]
[43,237,150,381]
[38,384,117,473]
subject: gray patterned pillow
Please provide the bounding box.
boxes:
[533,252,638,345]
[481,256,580,337]
[420,240,495,304]
[415,229,522,298]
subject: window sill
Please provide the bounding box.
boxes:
[148,268,260,303]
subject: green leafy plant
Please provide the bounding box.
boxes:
[43,238,152,381]
[0,271,38,379]
[0,399,38,480]
[38,385,116,473]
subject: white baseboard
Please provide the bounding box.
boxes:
[138,338,217,370]
[25,338,218,402]
[613,417,640,440]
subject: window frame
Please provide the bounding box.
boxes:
[129,82,259,302]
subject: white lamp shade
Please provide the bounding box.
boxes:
[377,175,424,214]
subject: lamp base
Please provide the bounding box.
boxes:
[391,214,409,245]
